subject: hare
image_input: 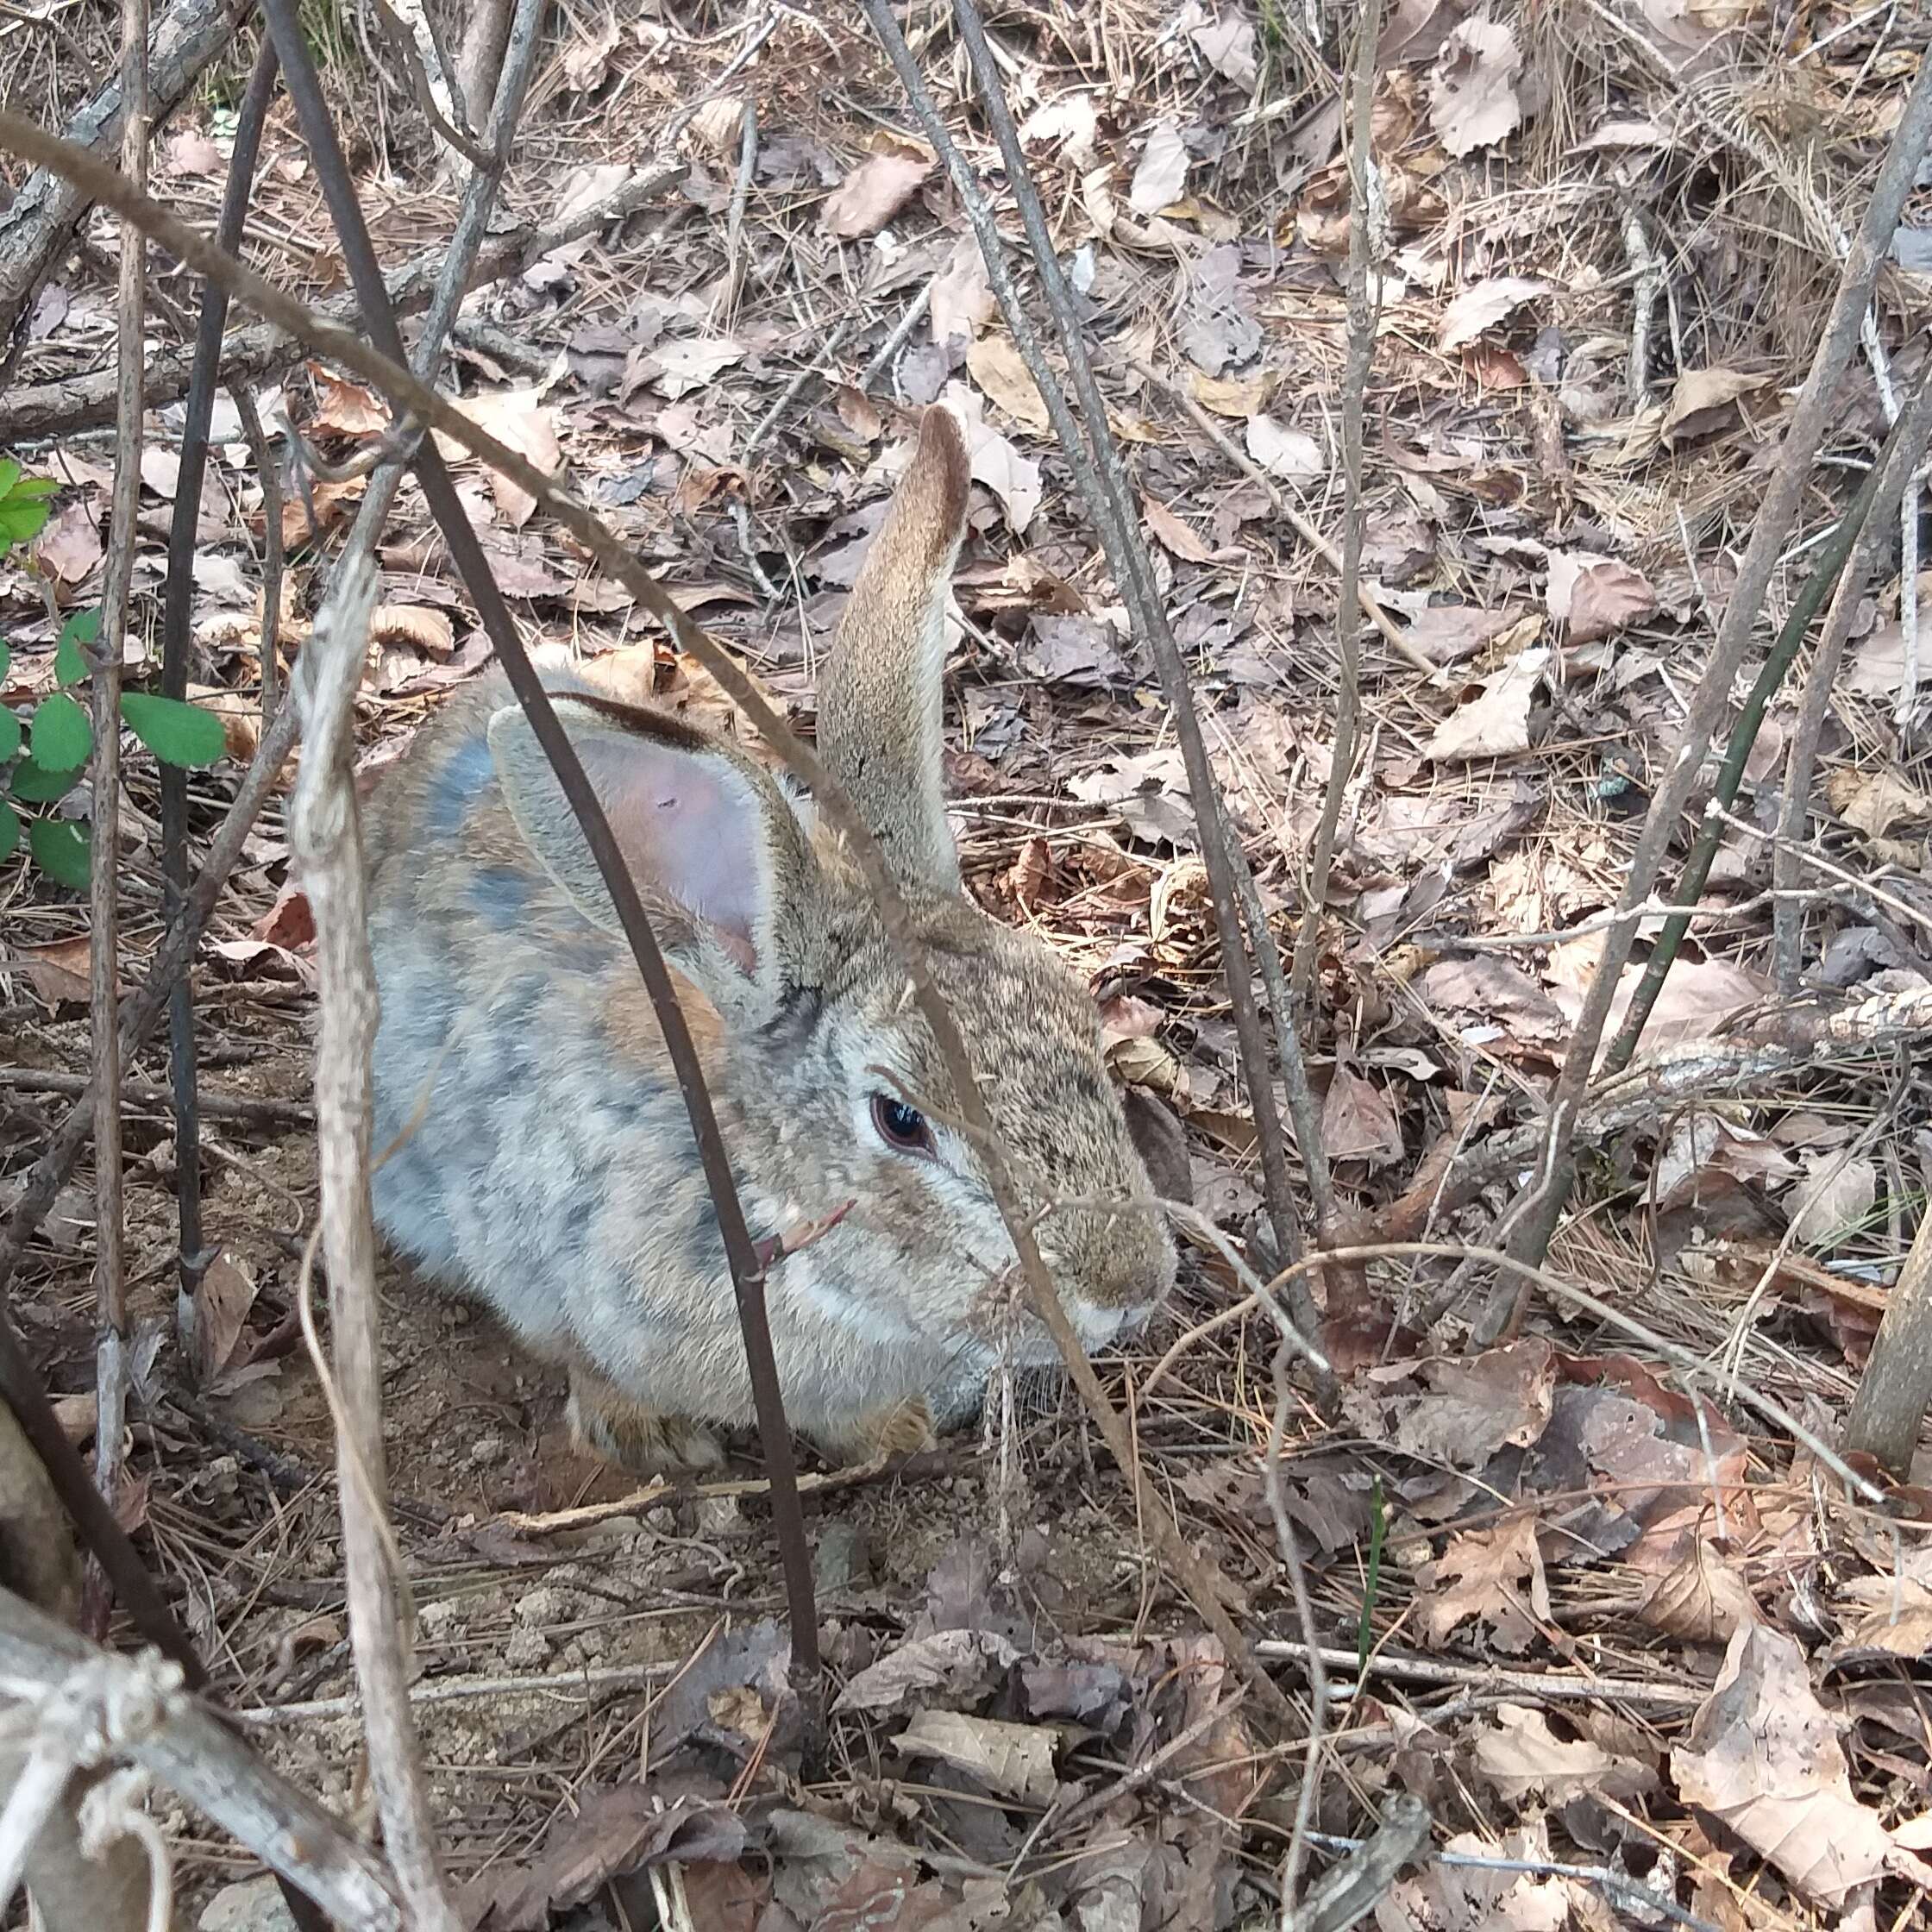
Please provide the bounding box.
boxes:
[361,405,1177,1473]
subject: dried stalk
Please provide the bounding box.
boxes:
[84,0,147,1627]
[0,108,1291,1727]
[863,0,1326,1317]
[1501,55,1932,1276]
[1602,378,1931,1074]
[0,1584,403,1929]
[291,552,458,1929]
[160,35,276,1371]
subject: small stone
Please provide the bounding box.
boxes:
[467,1432,508,1467]
[199,1875,299,1932]
[812,1521,870,1594]
[515,1586,564,1627]
[693,1494,744,1537]
[504,1625,550,1669]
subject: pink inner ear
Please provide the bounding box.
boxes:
[578,732,763,970]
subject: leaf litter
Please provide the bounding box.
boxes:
[5,1,1932,1928]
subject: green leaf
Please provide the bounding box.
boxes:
[0,465,56,551]
[28,815,89,889]
[0,800,16,862]
[54,608,97,687]
[0,708,19,762]
[10,757,82,803]
[0,460,17,501]
[29,692,91,771]
[0,638,10,682]
[120,690,229,768]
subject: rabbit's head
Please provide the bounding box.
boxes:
[480,406,1176,1425]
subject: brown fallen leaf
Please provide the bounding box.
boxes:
[1827,765,1928,841]
[1672,1622,1930,1907]
[1476,1703,1656,1805]
[1417,1513,1551,1651]
[194,1250,260,1386]
[965,331,1049,435]
[1128,116,1189,214]
[1663,367,1772,445]
[822,147,933,238]
[438,389,561,529]
[1436,275,1550,351]
[1143,495,1214,563]
[929,230,993,347]
[35,498,103,584]
[1428,16,1524,155]
[1321,1065,1404,1166]
[1424,648,1550,762]
[895,1709,1059,1804]
[1639,1538,1759,1643]
[1547,553,1659,643]
[253,884,317,950]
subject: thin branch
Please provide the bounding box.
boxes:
[0,1585,403,1929]
[1604,375,1932,1070]
[83,0,147,1635]
[291,549,458,1930]
[230,383,285,731]
[0,104,1292,1730]
[1499,53,1932,1274]
[862,0,1320,1314]
[160,34,277,1374]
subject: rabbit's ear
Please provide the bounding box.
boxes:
[487,694,820,1019]
[816,405,970,896]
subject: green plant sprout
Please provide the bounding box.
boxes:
[0,461,231,888]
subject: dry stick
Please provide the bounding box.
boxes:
[863,0,1317,1318]
[290,559,458,1931]
[1496,53,1932,1288]
[160,34,278,1375]
[1275,14,1379,1907]
[0,1068,310,1125]
[0,1586,405,1929]
[83,0,147,1636]
[1845,1189,1932,1477]
[0,156,687,442]
[230,383,284,730]
[0,693,302,1668]
[0,114,1292,1732]
[1774,457,1932,994]
[1291,0,1379,1029]
[256,0,827,1738]
[1139,365,1430,680]
[1600,380,1932,1082]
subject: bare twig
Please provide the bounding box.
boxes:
[291,548,458,1929]
[0,1585,404,1929]
[0,158,686,442]
[230,384,285,731]
[84,0,147,1631]
[1283,1792,1431,1932]
[1498,54,1932,1280]
[863,0,1321,1315]
[160,36,276,1375]
[0,0,246,348]
[0,105,1292,1729]
[1845,1197,1932,1476]
[1596,379,1931,1080]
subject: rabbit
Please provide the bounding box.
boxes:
[361,403,1178,1474]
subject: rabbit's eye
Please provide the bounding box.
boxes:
[870,1094,935,1157]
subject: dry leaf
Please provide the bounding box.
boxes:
[930,231,994,347]
[1321,1066,1404,1165]
[561,11,619,92]
[895,1710,1059,1804]
[1418,1514,1550,1650]
[1191,10,1259,86]
[1476,1704,1641,1804]
[1672,1623,1928,1906]
[1189,368,1271,417]
[35,499,103,584]
[166,129,224,176]
[194,1250,260,1385]
[1437,276,1550,351]
[648,337,747,402]
[940,384,1039,534]
[822,150,932,238]
[1424,649,1549,762]
[1788,1153,1878,1248]
[1128,117,1189,215]
[1428,16,1524,156]
[1640,1540,1759,1643]
[436,389,561,529]
[1546,553,1659,644]
[1144,496,1214,562]
[14,936,101,1007]
[308,372,389,440]
[1663,367,1772,445]
[1019,92,1100,170]
[1245,414,1326,479]
[965,333,1050,435]
[1827,766,1928,840]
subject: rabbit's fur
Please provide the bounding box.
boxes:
[362,405,1176,1472]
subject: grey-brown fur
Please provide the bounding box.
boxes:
[361,405,1176,1472]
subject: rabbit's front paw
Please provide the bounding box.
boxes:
[821,1396,938,1468]
[567,1371,725,1476]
